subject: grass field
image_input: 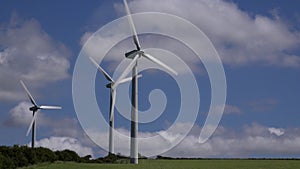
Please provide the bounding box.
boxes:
[21,159,300,169]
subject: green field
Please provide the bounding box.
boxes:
[21,159,300,169]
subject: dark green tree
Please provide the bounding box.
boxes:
[0,151,15,169]
[34,147,57,163]
[55,149,80,162]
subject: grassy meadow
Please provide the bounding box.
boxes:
[21,159,300,169]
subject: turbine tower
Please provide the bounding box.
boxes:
[113,0,177,164]
[89,57,141,155]
[20,80,62,148]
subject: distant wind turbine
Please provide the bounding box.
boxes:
[89,57,141,155]
[112,0,177,164]
[20,80,61,148]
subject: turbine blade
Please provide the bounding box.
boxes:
[39,105,62,110]
[89,57,114,82]
[142,53,178,75]
[20,80,37,106]
[124,0,141,50]
[26,111,38,136]
[113,54,139,88]
[110,89,116,122]
[117,74,142,85]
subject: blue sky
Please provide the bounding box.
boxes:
[1,0,300,158]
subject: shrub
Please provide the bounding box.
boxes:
[55,149,80,162]
[0,153,15,169]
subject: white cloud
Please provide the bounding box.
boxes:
[45,116,96,150]
[5,102,88,139]
[243,123,269,136]
[110,0,300,68]
[5,102,97,156]
[33,136,94,157]
[5,101,48,127]
[84,123,194,157]
[268,127,285,136]
[0,14,70,101]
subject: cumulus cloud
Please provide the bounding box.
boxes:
[5,103,95,157]
[45,116,96,150]
[5,102,96,154]
[5,101,48,127]
[5,102,86,138]
[268,127,285,136]
[109,0,300,68]
[33,136,94,157]
[0,14,70,101]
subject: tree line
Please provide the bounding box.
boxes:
[0,145,144,169]
[0,145,134,169]
[0,145,90,169]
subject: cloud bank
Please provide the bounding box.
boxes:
[77,122,300,158]
[164,123,300,158]
[7,103,299,158]
[33,136,94,157]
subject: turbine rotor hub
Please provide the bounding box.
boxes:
[125,50,143,59]
[106,83,113,88]
[29,106,38,112]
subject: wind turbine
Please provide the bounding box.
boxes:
[113,0,178,164]
[89,56,141,155]
[20,80,61,148]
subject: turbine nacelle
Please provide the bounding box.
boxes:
[125,50,143,59]
[106,83,113,88]
[29,106,39,112]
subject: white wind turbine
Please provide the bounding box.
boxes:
[89,56,141,155]
[20,80,61,148]
[112,0,178,164]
